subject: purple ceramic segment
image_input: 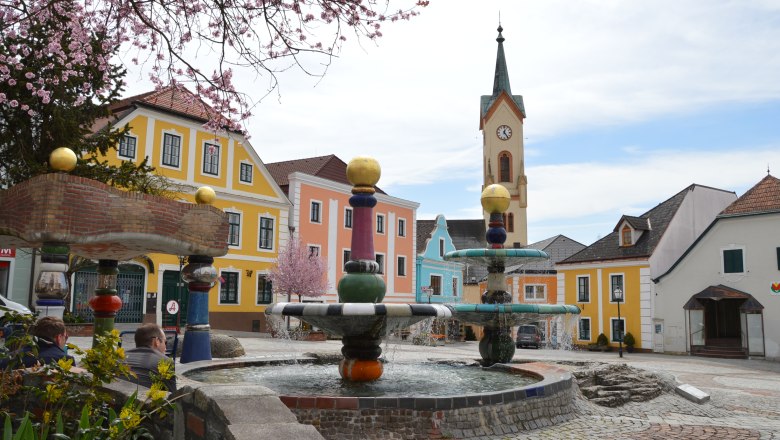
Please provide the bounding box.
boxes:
[351,207,374,260]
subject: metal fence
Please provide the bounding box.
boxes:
[73,269,145,323]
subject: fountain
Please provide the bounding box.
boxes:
[266,156,452,381]
[444,184,580,364]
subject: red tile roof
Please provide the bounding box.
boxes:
[720,174,780,216]
[265,155,386,195]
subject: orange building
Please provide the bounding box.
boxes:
[266,155,419,303]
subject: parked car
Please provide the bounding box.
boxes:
[515,325,542,349]
[0,296,33,324]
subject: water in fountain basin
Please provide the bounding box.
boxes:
[185,361,538,397]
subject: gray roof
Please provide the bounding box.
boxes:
[560,184,702,265]
[507,235,586,274]
[415,219,437,255]
[615,215,651,232]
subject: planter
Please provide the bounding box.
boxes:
[65,323,94,337]
[586,344,611,352]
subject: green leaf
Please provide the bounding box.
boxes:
[4,415,12,440]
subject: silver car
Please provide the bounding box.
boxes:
[0,296,33,323]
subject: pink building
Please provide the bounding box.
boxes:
[266,155,419,303]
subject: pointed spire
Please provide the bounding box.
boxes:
[492,24,511,97]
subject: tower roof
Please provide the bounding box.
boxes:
[480,25,526,121]
[492,25,512,97]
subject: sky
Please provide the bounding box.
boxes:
[126,0,780,247]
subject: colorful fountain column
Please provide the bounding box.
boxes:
[336,157,386,381]
[88,259,123,344]
[478,184,516,363]
[33,243,70,319]
[180,188,220,363]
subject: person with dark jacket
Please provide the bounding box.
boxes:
[0,316,75,369]
[123,323,176,391]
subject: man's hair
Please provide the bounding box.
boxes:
[135,323,165,348]
[32,316,66,342]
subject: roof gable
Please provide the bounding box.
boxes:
[720,174,780,217]
[112,85,235,130]
[560,185,697,264]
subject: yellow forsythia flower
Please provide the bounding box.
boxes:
[57,357,73,372]
[43,411,52,424]
[116,347,125,359]
[156,359,173,379]
[109,425,119,438]
[146,383,167,401]
[46,384,63,401]
[119,407,141,429]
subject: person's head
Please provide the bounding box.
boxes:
[32,316,68,349]
[135,323,166,353]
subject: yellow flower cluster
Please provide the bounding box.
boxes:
[119,407,141,429]
[146,382,167,402]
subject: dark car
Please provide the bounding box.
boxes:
[515,325,542,349]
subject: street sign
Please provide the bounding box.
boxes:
[166,300,180,315]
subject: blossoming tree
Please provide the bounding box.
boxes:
[1,0,429,136]
[268,238,329,303]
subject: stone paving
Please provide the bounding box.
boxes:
[72,331,780,439]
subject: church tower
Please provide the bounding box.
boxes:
[480,25,528,247]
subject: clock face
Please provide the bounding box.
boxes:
[496,125,512,140]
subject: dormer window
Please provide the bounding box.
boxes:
[621,225,632,246]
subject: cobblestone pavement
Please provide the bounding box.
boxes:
[74,331,780,439]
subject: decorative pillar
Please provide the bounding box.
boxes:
[336,157,386,381]
[478,184,515,363]
[34,243,70,319]
[180,187,220,363]
[88,259,122,346]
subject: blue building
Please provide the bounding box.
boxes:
[415,215,464,304]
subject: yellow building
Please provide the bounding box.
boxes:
[556,185,736,351]
[79,85,291,332]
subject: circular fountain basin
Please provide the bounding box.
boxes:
[443,248,549,266]
[185,361,538,397]
[265,303,452,338]
[451,303,581,327]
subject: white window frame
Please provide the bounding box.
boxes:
[256,273,273,305]
[118,133,138,161]
[439,238,445,257]
[610,317,625,343]
[721,245,746,275]
[376,214,385,234]
[398,218,406,237]
[344,207,353,229]
[375,253,385,275]
[609,273,625,302]
[218,269,241,305]
[202,141,221,177]
[160,130,183,170]
[576,275,590,303]
[239,161,253,184]
[397,255,406,277]
[258,214,275,252]
[452,277,459,297]
[225,209,242,249]
[578,317,591,341]
[524,284,546,302]
[310,200,322,224]
[308,244,321,257]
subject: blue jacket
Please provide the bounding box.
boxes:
[0,337,74,369]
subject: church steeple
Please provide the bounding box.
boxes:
[492,25,512,97]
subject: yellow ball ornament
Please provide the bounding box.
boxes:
[195,186,217,205]
[481,184,511,214]
[346,156,381,187]
[49,147,77,172]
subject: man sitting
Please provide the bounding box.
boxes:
[123,323,176,391]
[0,316,75,369]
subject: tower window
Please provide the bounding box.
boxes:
[507,213,514,233]
[499,152,512,182]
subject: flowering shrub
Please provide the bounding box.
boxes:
[1,313,180,439]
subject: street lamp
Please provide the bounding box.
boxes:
[613,287,624,358]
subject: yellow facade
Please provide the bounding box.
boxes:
[559,261,648,350]
[94,96,291,331]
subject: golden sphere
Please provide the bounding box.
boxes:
[49,147,77,172]
[481,184,511,213]
[195,186,217,205]
[346,156,381,187]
